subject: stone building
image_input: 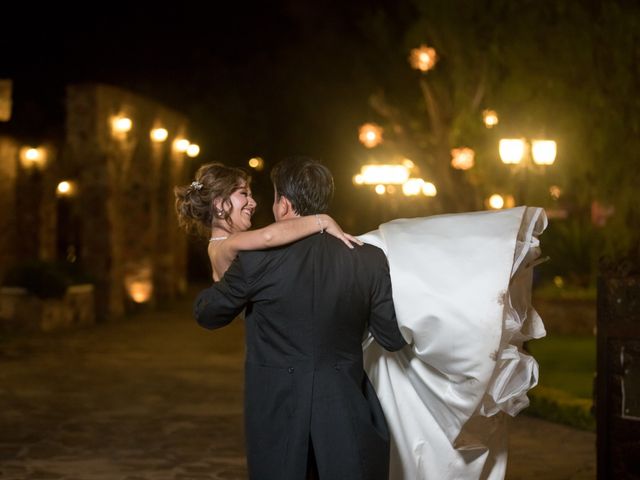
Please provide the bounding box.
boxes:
[1,84,192,321]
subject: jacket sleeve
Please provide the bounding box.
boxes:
[369,249,408,352]
[193,255,249,329]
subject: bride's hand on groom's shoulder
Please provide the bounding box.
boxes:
[322,214,364,250]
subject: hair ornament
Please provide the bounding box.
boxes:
[190,181,203,191]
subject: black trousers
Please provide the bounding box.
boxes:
[306,437,319,480]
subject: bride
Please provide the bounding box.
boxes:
[174,162,362,281]
[175,161,547,479]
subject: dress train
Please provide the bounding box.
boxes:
[359,206,548,479]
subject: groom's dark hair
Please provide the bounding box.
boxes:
[270,156,334,216]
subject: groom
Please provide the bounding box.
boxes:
[194,156,406,479]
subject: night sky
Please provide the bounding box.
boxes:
[2,2,410,167]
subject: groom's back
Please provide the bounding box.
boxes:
[240,233,395,365]
[235,233,405,479]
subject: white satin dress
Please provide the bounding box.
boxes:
[359,206,548,480]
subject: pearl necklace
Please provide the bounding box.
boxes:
[209,236,228,242]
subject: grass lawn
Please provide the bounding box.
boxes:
[526,334,596,430]
[528,334,596,399]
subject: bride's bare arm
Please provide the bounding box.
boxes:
[231,214,361,252]
[210,214,362,279]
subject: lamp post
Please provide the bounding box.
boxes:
[499,138,557,205]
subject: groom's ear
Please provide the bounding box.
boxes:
[278,196,296,218]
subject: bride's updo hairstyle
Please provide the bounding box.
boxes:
[174,162,250,236]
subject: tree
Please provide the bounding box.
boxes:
[358,0,640,279]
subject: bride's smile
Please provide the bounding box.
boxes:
[227,182,257,232]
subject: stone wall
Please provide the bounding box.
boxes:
[0,137,58,278]
[66,84,189,320]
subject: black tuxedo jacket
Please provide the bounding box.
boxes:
[194,233,406,480]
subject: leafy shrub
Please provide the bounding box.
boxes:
[527,385,595,431]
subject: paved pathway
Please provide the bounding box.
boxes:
[0,296,595,479]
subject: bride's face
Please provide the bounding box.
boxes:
[226,181,257,232]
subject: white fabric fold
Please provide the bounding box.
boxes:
[360,206,548,479]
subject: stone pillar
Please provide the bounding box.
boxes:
[38,143,58,262]
[15,162,44,260]
[67,85,117,320]
[0,137,18,279]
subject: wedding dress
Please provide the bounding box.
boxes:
[359,206,547,480]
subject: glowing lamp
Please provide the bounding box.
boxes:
[499,139,526,165]
[248,157,265,171]
[358,164,410,185]
[56,181,76,197]
[150,128,168,142]
[374,184,386,195]
[483,110,499,128]
[450,147,475,170]
[422,182,437,197]
[532,140,557,165]
[128,281,153,303]
[409,45,438,72]
[402,178,424,196]
[488,194,505,209]
[174,138,190,152]
[358,123,383,148]
[111,116,132,135]
[186,144,200,158]
[19,146,47,169]
[353,174,364,185]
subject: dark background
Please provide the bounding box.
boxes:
[1,1,415,231]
